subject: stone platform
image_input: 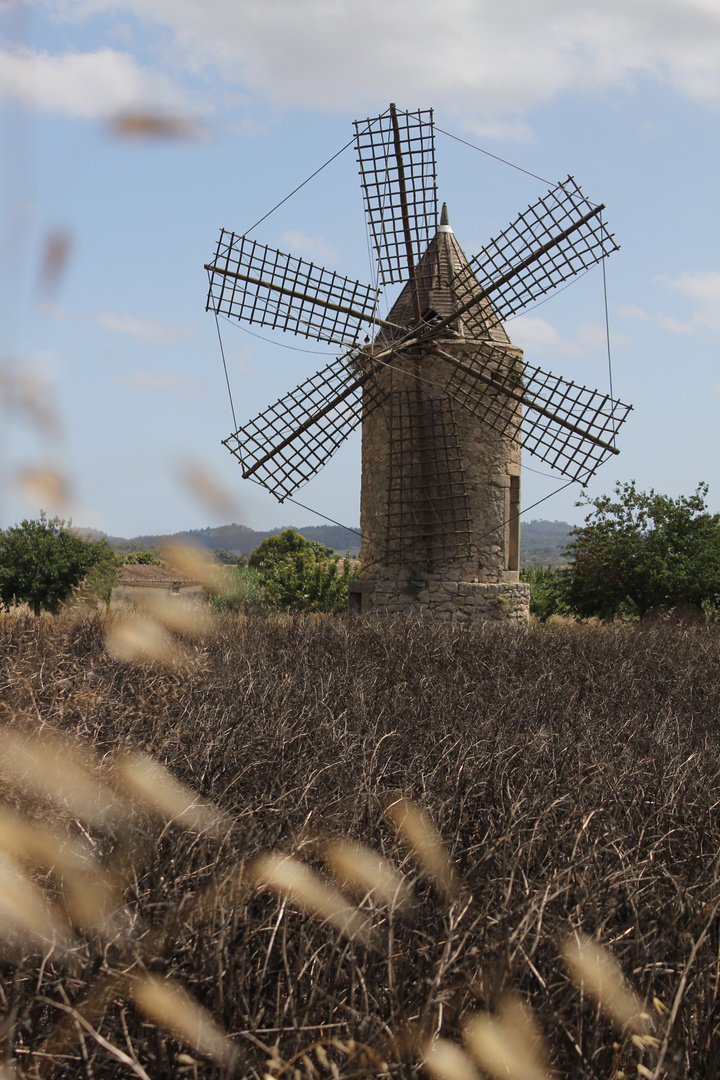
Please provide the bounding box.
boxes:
[349,578,530,622]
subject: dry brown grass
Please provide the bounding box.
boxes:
[1,611,719,1078]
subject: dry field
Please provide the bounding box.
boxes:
[1,611,719,1079]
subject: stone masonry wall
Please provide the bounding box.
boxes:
[357,345,529,623]
[357,580,530,622]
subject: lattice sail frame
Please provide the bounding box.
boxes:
[222,352,384,502]
[441,342,632,482]
[448,177,619,326]
[206,231,381,346]
[354,106,438,285]
[207,105,631,503]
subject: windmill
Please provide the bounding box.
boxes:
[205,104,631,620]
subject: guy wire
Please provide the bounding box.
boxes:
[435,126,554,186]
[213,303,237,431]
[281,495,363,540]
[243,136,355,236]
[468,471,588,552]
[600,210,617,449]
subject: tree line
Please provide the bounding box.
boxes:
[0,519,358,616]
[2,482,719,620]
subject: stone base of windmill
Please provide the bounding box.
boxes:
[348,578,530,623]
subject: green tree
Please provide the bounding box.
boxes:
[0,514,120,615]
[519,565,567,621]
[248,529,358,613]
[214,547,239,565]
[562,481,720,620]
[248,529,334,569]
[123,550,163,565]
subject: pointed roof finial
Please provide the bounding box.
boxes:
[438,202,453,233]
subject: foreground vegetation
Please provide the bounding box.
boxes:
[1,612,719,1078]
[522,482,720,623]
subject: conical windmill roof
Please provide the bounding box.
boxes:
[378,204,511,347]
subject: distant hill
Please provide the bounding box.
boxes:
[520,519,573,567]
[99,519,573,566]
[105,523,363,557]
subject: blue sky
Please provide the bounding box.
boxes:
[1,0,718,538]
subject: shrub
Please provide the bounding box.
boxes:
[519,564,567,621]
[207,564,267,612]
[0,513,120,614]
[563,481,720,620]
[249,528,358,613]
[123,550,164,565]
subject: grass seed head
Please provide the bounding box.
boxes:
[38,229,72,294]
[104,613,194,668]
[179,461,240,518]
[132,590,214,641]
[131,974,236,1066]
[0,807,93,876]
[385,797,460,901]
[0,729,124,828]
[17,467,70,511]
[322,839,413,912]
[463,1007,554,1080]
[161,545,224,591]
[497,995,552,1073]
[109,112,206,139]
[61,865,133,939]
[0,852,74,954]
[249,852,376,948]
[560,933,650,1034]
[422,1038,483,1080]
[113,752,228,837]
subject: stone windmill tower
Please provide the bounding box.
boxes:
[204,105,631,622]
[356,201,527,620]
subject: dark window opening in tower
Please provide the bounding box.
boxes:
[508,474,520,572]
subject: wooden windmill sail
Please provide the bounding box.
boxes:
[205,104,631,620]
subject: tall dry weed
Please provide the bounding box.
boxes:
[0,613,718,1077]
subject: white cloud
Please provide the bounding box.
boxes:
[618,304,695,335]
[0,44,191,118]
[279,231,339,265]
[655,270,720,330]
[461,118,535,143]
[46,0,720,117]
[96,311,189,343]
[619,271,720,335]
[507,315,624,354]
[117,369,203,396]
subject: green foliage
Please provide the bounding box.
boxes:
[563,481,720,620]
[123,550,163,565]
[207,565,267,613]
[0,514,120,614]
[214,547,239,565]
[248,529,358,613]
[248,528,334,569]
[519,565,567,621]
